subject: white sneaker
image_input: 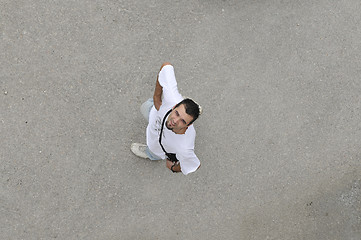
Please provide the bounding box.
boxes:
[131,143,149,159]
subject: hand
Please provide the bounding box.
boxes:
[166,159,180,172]
[166,159,173,170]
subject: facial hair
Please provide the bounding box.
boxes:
[166,120,173,130]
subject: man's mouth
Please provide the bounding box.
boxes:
[168,120,175,127]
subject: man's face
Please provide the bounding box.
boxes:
[166,104,194,132]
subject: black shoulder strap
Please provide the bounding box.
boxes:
[159,109,178,162]
[159,109,172,155]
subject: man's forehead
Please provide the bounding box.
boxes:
[175,104,193,121]
[175,104,186,113]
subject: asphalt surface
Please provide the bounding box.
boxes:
[1,0,360,239]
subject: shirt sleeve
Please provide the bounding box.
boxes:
[158,65,183,105]
[177,150,200,175]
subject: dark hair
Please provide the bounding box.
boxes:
[175,98,200,125]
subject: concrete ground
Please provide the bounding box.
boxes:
[1,0,360,239]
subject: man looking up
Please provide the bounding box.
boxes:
[131,63,201,175]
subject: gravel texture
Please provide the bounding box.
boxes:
[1,0,360,239]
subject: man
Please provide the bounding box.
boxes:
[131,62,201,175]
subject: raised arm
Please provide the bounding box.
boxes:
[153,62,172,110]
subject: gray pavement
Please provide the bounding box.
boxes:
[1,0,360,239]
